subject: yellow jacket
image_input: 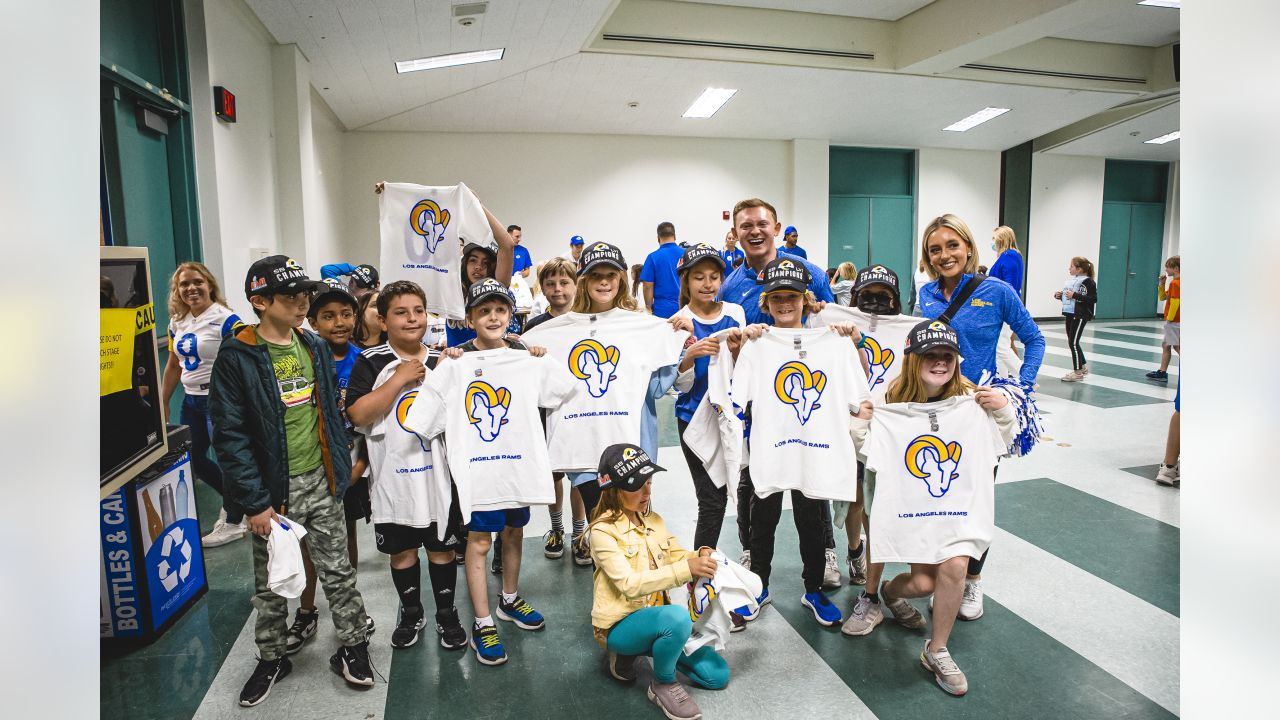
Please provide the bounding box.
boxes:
[589,510,696,642]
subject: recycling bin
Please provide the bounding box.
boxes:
[100,424,208,641]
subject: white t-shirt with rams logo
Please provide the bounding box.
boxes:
[811,305,918,397]
[406,348,577,519]
[167,304,242,395]
[523,308,689,472]
[863,396,1007,564]
[731,328,869,501]
[348,345,452,529]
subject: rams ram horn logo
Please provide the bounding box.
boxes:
[569,339,621,398]
[773,360,826,425]
[465,381,511,442]
[905,435,963,498]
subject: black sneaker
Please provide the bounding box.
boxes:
[366,615,376,637]
[729,611,747,633]
[239,656,291,707]
[329,641,374,687]
[491,536,504,575]
[390,607,426,649]
[544,529,565,559]
[435,606,468,650]
[455,538,467,565]
[284,608,319,655]
[607,651,637,682]
[572,534,593,567]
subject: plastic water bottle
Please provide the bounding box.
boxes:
[175,470,189,521]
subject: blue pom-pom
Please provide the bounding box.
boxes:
[990,376,1045,457]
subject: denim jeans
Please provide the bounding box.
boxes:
[181,393,241,524]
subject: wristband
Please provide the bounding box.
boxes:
[856,336,869,349]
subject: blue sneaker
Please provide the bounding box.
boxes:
[733,587,770,621]
[471,624,508,666]
[802,591,842,627]
[496,594,546,631]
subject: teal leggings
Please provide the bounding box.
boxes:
[606,605,730,688]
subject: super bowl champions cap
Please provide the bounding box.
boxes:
[307,278,358,318]
[577,242,627,276]
[676,244,727,275]
[245,255,323,298]
[462,240,498,261]
[466,277,516,311]
[854,264,900,294]
[350,264,379,289]
[759,256,810,295]
[906,319,962,356]
[596,443,664,492]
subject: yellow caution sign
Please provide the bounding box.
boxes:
[100,303,155,396]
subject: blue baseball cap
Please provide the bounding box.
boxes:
[784,226,797,236]
[570,235,585,246]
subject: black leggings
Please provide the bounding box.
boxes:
[743,469,827,593]
[1064,313,1088,370]
[678,420,729,550]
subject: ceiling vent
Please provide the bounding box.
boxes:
[960,63,1145,85]
[601,33,873,61]
[452,3,488,17]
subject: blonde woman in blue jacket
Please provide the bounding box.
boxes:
[590,443,728,720]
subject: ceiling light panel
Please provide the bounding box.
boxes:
[942,107,1011,132]
[395,48,505,74]
[1144,130,1180,144]
[682,88,737,118]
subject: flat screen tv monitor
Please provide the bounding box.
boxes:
[101,246,167,495]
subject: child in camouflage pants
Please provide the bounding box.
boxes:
[209,255,373,707]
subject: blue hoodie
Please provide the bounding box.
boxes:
[988,249,1024,294]
[918,274,1044,387]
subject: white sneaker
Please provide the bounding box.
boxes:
[822,548,841,589]
[1155,464,1179,487]
[1060,370,1083,382]
[958,579,984,621]
[202,512,247,547]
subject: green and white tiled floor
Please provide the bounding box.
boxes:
[101,319,1180,719]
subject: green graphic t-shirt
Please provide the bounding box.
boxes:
[260,330,323,476]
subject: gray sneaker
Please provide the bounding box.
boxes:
[920,642,968,696]
[846,545,867,585]
[840,592,883,636]
[647,680,702,720]
[822,548,841,589]
[881,582,927,629]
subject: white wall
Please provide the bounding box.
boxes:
[308,89,346,267]
[202,0,282,319]
[340,132,793,273]
[790,139,830,267]
[1026,153,1106,317]
[916,147,1002,272]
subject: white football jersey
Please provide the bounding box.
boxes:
[168,304,242,395]
[379,182,493,322]
[405,348,577,518]
[731,328,869,501]
[522,309,688,472]
[355,347,453,529]
[864,396,1007,564]
[811,305,917,395]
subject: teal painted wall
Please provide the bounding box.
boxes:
[999,142,1033,298]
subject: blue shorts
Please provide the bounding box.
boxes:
[466,507,531,533]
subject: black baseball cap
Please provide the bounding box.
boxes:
[906,320,961,355]
[308,278,358,318]
[578,242,627,276]
[759,256,810,295]
[350,264,379,289]
[854,264,900,294]
[245,255,323,298]
[676,244,727,275]
[466,277,515,311]
[596,443,664,492]
[462,240,498,262]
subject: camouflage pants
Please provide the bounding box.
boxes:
[252,466,368,660]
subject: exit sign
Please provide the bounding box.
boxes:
[214,86,236,123]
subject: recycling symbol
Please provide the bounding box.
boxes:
[157,525,193,592]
